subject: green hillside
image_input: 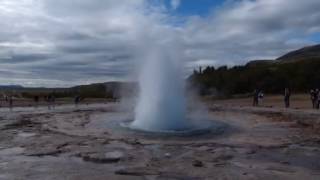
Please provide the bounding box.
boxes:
[189,44,320,96]
[277,44,320,62]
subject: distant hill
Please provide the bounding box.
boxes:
[277,44,320,62]
[0,85,24,89]
[245,44,320,66]
[0,81,137,99]
[245,60,274,67]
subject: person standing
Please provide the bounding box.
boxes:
[258,91,264,105]
[310,89,316,108]
[47,93,56,110]
[47,95,51,110]
[8,95,13,111]
[284,88,291,108]
[33,95,39,108]
[0,94,3,108]
[51,93,56,109]
[74,95,81,108]
[316,89,320,109]
[253,89,259,106]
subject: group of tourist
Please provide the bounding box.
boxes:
[43,93,56,110]
[0,95,14,110]
[253,88,320,109]
[0,93,83,110]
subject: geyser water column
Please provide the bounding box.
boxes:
[130,42,192,132]
[120,36,223,135]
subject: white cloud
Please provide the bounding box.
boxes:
[182,0,320,64]
[171,0,181,10]
[0,0,319,87]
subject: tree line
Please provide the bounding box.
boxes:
[188,59,320,96]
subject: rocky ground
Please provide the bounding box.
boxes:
[0,102,320,180]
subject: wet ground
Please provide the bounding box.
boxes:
[0,103,320,180]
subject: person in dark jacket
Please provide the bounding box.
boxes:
[284,88,291,108]
[8,95,13,111]
[253,89,259,106]
[310,89,316,108]
[74,95,81,108]
[315,89,320,109]
[34,95,39,108]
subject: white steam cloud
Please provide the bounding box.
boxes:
[132,37,189,131]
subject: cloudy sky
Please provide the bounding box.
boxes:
[0,0,320,87]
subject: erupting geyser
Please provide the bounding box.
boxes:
[123,38,220,135]
[131,43,191,132]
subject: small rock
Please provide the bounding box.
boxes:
[0,147,25,156]
[265,166,296,173]
[3,119,35,130]
[280,161,290,165]
[25,148,62,157]
[105,151,124,160]
[192,160,204,167]
[164,153,171,158]
[212,154,233,162]
[198,146,210,151]
[282,148,289,154]
[159,173,200,179]
[82,151,124,163]
[288,144,300,149]
[115,167,160,176]
[126,138,141,145]
[17,132,36,138]
[214,162,226,167]
[246,149,256,155]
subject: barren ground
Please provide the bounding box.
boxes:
[0,96,320,180]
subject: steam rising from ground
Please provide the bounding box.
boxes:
[120,33,222,134]
[131,41,192,131]
[120,11,214,133]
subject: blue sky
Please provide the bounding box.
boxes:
[309,33,320,42]
[164,0,226,16]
